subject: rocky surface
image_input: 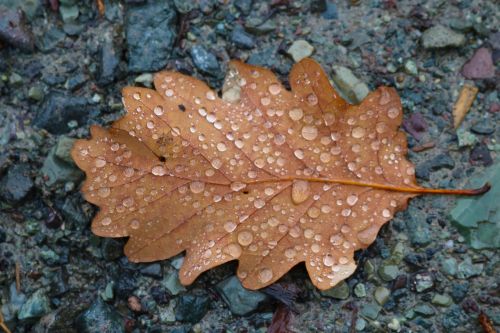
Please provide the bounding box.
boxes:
[0,0,498,332]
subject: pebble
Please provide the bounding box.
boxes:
[41,136,83,186]
[140,263,162,279]
[450,282,469,302]
[28,85,44,101]
[0,164,33,204]
[441,257,458,276]
[234,0,253,15]
[190,45,221,77]
[244,18,277,35]
[354,283,366,298]
[413,272,434,293]
[415,153,455,181]
[0,7,35,52]
[287,39,315,62]
[360,303,381,320]
[387,318,401,331]
[175,293,210,323]
[17,289,51,320]
[355,318,366,331]
[374,287,390,305]
[2,283,26,322]
[378,264,399,282]
[216,276,267,316]
[101,239,123,260]
[98,32,122,86]
[126,1,177,72]
[134,73,154,87]
[470,143,493,166]
[461,47,495,79]
[421,25,465,49]
[33,92,94,134]
[59,4,79,22]
[321,1,338,20]
[471,119,495,135]
[414,303,435,317]
[161,270,186,296]
[404,60,418,76]
[75,298,125,332]
[456,257,483,279]
[331,65,370,104]
[321,281,350,300]
[442,305,467,330]
[231,25,255,49]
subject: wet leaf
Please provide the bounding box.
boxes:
[72,58,488,290]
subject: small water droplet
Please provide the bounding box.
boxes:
[323,254,334,266]
[346,195,358,206]
[406,166,415,175]
[307,207,320,218]
[294,149,304,160]
[237,230,253,246]
[357,225,378,244]
[301,125,318,141]
[260,97,271,106]
[268,83,281,95]
[217,142,227,152]
[379,89,391,105]
[273,134,286,145]
[338,257,349,265]
[153,106,164,116]
[292,180,310,204]
[95,157,106,168]
[133,92,141,100]
[376,122,388,133]
[306,93,318,105]
[382,209,391,218]
[311,243,320,253]
[224,243,242,258]
[285,248,297,259]
[258,268,273,283]
[289,108,304,121]
[151,165,166,176]
[254,199,265,209]
[98,187,110,198]
[124,167,135,177]
[330,234,343,246]
[304,228,314,239]
[211,159,222,169]
[101,217,112,226]
[320,152,331,163]
[206,91,216,100]
[165,89,174,97]
[351,127,366,138]
[224,221,237,233]
[387,107,400,119]
[130,219,140,229]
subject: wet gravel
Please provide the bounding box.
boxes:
[0,0,499,332]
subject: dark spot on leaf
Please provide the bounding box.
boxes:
[178,104,186,112]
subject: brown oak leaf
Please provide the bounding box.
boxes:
[71,58,488,290]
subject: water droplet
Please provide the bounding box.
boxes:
[307,207,320,218]
[98,187,110,198]
[376,122,388,133]
[357,225,378,244]
[133,92,141,100]
[321,204,331,214]
[190,181,205,194]
[165,89,174,97]
[198,108,207,117]
[268,83,281,95]
[292,180,310,204]
[338,257,349,265]
[301,125,318,141]
[406,166,415,175]
[382,209,391,218]
[124,167,135,178]
[95,158,106,168]
[330,146,341,155]
[254,159,265,168]
[306,93,318,105]
[346,195,358,206]
[273,134,286,145]
[351,127,366,138]
[254,199,265,209]
[211,159,222,169]
[294,149,304,160]
[289,108,304,121]
[311,243,320,253]
[237,230,253,246]
[130,219,140,229]
[260,97,271,106]
[341,208,351,217]
[154,106,164,116]
[217,142,227,152]
[258,268,273,283]
[320,152,331,163]
[379,89,391,105]
[330,234,343,246]
[224,221,237,233]
[323,254,334,266]
[387,107,400,119]
[347,162,357,171]
[264,187,275,196]
[110,143,120,151]
[151,165,166,176]
[224,243,242,258]
[304,229,314,239]
[341,224,351,233]
[206,91,216,100]
[285,248,297,259]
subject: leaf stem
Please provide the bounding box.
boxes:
[246,177,490,196]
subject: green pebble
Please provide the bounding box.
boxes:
[404,60,418,76]
[378,264,399,281]
[9,72,23,86]
[374,286,390,305]
[321,281,349,300]
[360,303,381,320]
[431,293,452,307]
[414,303,435,317]
[28,86,44,101]
[354,283,366,298]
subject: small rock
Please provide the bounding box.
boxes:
[59,4,79,22]
[402,113,427,141]
[134,73,154,87]
[442,305,467,330]
[378,264,399,282]
[234,0,253,15]
[114,273,137,298]
[98,31,122,86]
[175,293,210,323]
[0,164,33,204]
[374,287,390,305]
[414,303,435,317]
[28,85,44,101]
[162,270,186,296]
[64,72,87,91]
[18,290,51,320]
[190,45,221,77]
[456,257,483,279]
[431,293,452,307]
[126,1,177,73]
[41,137,83,186]
[413,272,434,293]
[101,239,123,260]
[128,296,142,312]
[471,119,495,135]
[387,318,401,331]
[321,1,338,20]
[0,6,35,52]
[441,257,458,276]
[415,153,455,181]
[321,281,350,300]
[287,39,314,62]
[244,18,277,35]
[231,25,255,49]
[331,65,370,104]
[404,60,418,76]
[360,303,381,320]
[470,143,493,166]
[9,72,22,86]
[140,263,162,279]
[354,283,366,297]
[75,298,125,333]
[450,282,469,302]
[421,25,465,49]
[216,276,267,316]
[355,317,366,331]
[33,92,96,134]
[3,283,26,322]
[461,48,495,79]
[457,128,479,148]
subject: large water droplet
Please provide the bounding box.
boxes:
[357,225,378,244]
[151,165,166,176]
[268,83,281,95]
[323,254,334,266]
[382,209,391,218]
[351,127,366,138]
[95,157,106,168]
[190,181,205,194]
[306,93,318,105]
[237,230,253,246]
[254,199,265,209]
[294,149,304,160]
[284,248,297,259]
[301,125,318,141]
[98,187,111,198]
[289,108,304,121]
[292,180,310,204]
[101,217,112,226]
[224,243,242,258]
[154,106,164,116]
[224,221,237,233]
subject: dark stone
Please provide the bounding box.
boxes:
[190,45,221,77]
[175,293,210,323]
[97,32,122,86]
[33,92,97,134]
[75,298,125,333]
[0,164,33,204]
[461,47,495,79]
[471,120,495,135]
[470,143,493,166]
[150,285,169,305]
[0,6,35,52]
[115,273,137,298]
[451,281,469,302]
[216,276,267,315]
[38,27,66,52]
[415,153,455,181]
[310,0,327,13]
[402,113,428,140]
[322,1,338,20]
[234,0,253,15]
[58,193,93,229]
[140,263,163,279]
[101,239,124,260]
[442,304,467,330]
[125,1,177,73]
[0,228,5,243]
[231,25,255,49]
[404,253,427,268]
[65,72,87,91]
[51,267,69,296]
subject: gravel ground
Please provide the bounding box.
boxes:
[0,0,498,332]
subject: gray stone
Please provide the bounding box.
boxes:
[75,298,125,333]
[97,31,122,86]
[2,282,26,322]
[0,0,41,19]
[457,257,483,279]
[162,270,186,295]
[360,303,381,320]
[231,25,255,49]
[421,25,465,49]
[59,4,79,22]
[175,293,210,323]
[0,164,33,204]
[41,137,83,186]
[414,303,435,317]
[18,290,51,320]
[33,92,97,134]
[55,136,77,164]
[244,18,277,35]
[287,39,314,62]
[441,257,458,276]
[378,264,399,281]
[331,65,370,104]
[0,6,35,51]
[442,305,467,330]
[431,293,452,307]
[28,86,44,101]
[373,286,390,305]
[126,1,177,73]
[190,45,221,77]
[216,276,267,316]
[354,283,366,297]
[414,272,434,293]
[404,60,418,76]
[321,281,350,300]
[140,263,162,279]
